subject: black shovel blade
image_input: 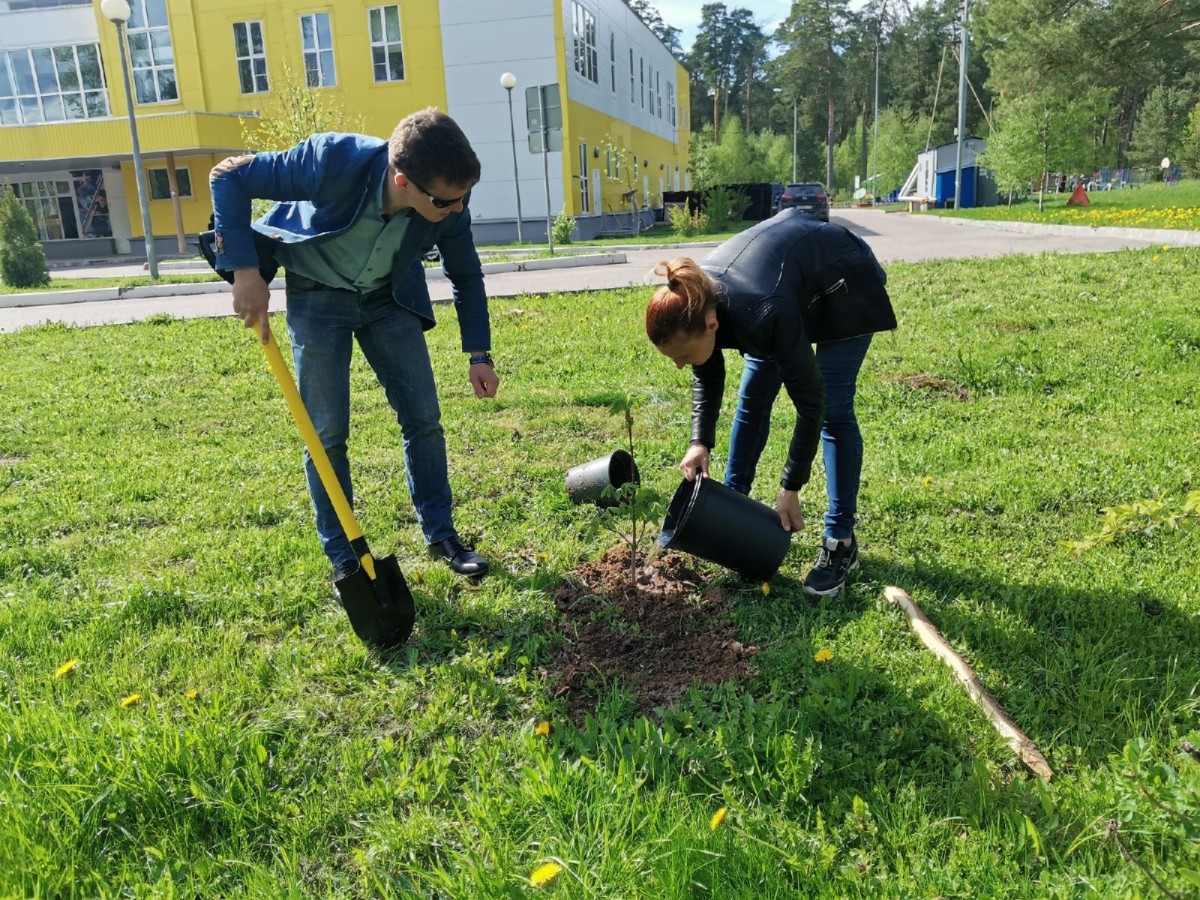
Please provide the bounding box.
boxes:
[334,554,416,649]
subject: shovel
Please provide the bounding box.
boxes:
[261,327,416,649]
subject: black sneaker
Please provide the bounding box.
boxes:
[428,533,489,577]
[802,535,859,597]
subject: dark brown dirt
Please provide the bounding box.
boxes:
[545,545,756,724]
[891,371,970,401]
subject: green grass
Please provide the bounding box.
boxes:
[2,249,1199,897]
[928,178,1200,230]
[0,272,224,295]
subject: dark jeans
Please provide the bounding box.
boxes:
[285,276,455,569]
[725,334,873,540]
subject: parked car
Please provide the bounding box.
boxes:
[769,182,784,215]
[778,182,830,222]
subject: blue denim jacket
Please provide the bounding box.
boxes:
[209,132,489,350]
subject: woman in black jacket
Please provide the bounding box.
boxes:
[646,209,896,596]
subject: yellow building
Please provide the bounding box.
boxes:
[0,0,690,259]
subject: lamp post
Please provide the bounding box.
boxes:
[499,72,524,244]
[774,87,797,183]
[101,0,157,279]
[708,86,719,145]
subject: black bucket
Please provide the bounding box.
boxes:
[565,449,640,507]
[658,477,791,580]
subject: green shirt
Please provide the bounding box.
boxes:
[276,171,410,292]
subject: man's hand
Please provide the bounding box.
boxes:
[232,268,271,344]
[679,445,710,481]
[469,362,499,398]
[776,488,805,532]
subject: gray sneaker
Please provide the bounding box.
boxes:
[802,535,859,597]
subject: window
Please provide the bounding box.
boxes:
[628,48,634,103]
[605,147,611,178]
[300,12,335,87]
[0,44,108,124]
[368,6,404,82]
[668,81,675,127]
[609,31,615,93]
[639,57,644,109]
[147,167,192,200]
[126,0,177,103]
[571,2,597,84]
[9,179,78,240]
[656,71,662,118]
[232,21,268,94]
[577,142,590,213]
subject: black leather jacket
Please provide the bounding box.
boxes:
[690,210,896,491]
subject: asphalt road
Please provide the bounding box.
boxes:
[0,209,1183,334]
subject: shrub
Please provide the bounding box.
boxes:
[551,209,576,244]
[0,188,50,288]
[702,186,748,232]
[666,203,709,237]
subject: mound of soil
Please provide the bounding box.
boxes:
[546,545,756,724]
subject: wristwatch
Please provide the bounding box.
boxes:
[469,352,494,366]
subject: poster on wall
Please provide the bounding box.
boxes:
[71,169,112,238]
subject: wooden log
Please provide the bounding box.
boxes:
[885,585,1054,782]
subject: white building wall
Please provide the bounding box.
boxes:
[438,0,562,224]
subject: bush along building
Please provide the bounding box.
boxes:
[0,0,691,259]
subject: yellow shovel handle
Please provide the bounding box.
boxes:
[262,328,376,578]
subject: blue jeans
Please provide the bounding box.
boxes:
[725,334,873,540]
[285,280,455,569]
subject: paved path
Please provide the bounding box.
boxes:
[2,209,1191,334]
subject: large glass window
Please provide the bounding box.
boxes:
[300,12,336,87]
[10,179,77,240]
[233,21,268,94]
[127,0,177,103]
[368,6,404,82]
[577,142,590,213]
[571,2,597,84]
[147,167,192,200]
[609,31,615,93]
[0,44,108,125]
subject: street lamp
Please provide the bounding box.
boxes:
[708,86,719,145]
[499,71,524,244]
[773,87,797,183]
[101,0,158,278]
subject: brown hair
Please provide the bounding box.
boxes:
[388,107,481,188]
[645,257,718,345]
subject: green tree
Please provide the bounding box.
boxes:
[1179,103,1200,176]
[625,0,682,55]
[0,187,50,288]
[688,4,766,139]
[1130,85,1191,171]
[870,107,926,199]
[774,0,855,187]
[978,102,1043,204]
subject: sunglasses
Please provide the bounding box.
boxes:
[407,176,470,209]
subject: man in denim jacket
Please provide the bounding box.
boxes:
[210,108,498,583]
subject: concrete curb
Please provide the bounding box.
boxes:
[916,214,1200,247]
[0,287,118,308]
[5,252,628,308]
[430,251,626,278]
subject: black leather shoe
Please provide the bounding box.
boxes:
[429,534,489,577]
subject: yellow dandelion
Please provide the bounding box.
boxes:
[534,721,551,737]
[710,806,728,830]
[761,583,770,596]
[922,476,933,488]
[1162,245,1170,251]
[185,689,199,701]
[814,648,834,663]
[530,862,563,886]
[120,693,141,708]
[54,659,80,678]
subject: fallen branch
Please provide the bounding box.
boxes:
[884,585,1054,782]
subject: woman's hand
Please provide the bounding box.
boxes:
[679,445,710,481]
[776,489,805,532]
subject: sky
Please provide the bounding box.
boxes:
[651,0,796,53]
